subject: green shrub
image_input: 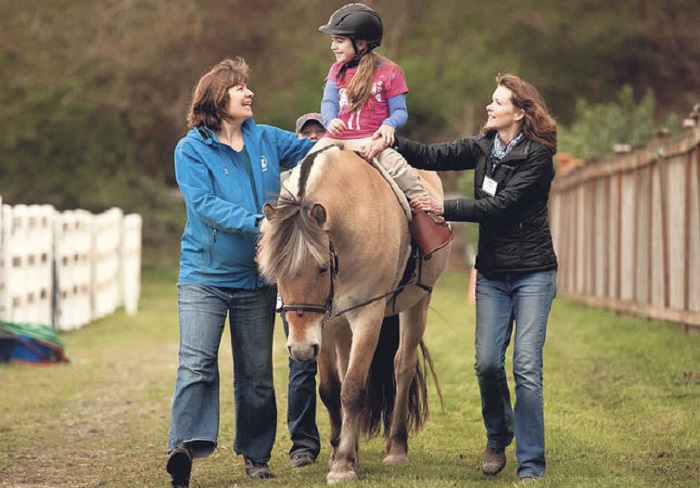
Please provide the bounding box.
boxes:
[559,85,655,158]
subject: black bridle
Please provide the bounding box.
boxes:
[281,238,339,319]
[280,236,433,324]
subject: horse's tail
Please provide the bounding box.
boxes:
[362,316,443,437]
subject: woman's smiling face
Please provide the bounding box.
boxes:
[484,85,523,134]
[225,83,254,121]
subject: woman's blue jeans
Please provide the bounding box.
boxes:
[167,283,277,463]
[474,270,557,479]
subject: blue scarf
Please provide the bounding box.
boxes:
[490,131,523,169]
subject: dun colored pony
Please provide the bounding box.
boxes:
[257,145,451,484]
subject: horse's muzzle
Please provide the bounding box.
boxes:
[287,343,319,362]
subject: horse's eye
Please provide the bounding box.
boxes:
[319,264,329,275]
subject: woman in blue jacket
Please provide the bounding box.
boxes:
[166,58,314,487]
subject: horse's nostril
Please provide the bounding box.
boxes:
[287,346,295,361]
[312,344,320,358]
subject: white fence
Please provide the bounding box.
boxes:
[0,199,142,331]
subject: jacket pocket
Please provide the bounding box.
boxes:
[496,165,516,187]
[205,225,217,266]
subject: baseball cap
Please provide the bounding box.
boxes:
[295,113,325,134]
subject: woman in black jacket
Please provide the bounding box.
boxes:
[364,74,558,483]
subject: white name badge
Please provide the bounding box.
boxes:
[482,176,498,196]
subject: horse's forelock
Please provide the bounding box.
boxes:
[257,195,328,283]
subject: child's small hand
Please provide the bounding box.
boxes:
[374,125,395,147]
[326,118,347,136]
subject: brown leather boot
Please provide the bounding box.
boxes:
[482,446,506,476]
[408,210,454,260]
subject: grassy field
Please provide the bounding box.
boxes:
[1,266,698,487]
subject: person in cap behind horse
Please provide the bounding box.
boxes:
[295,112,327,141]
[276,112,327,469]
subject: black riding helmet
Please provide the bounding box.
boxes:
[318,3,383,55]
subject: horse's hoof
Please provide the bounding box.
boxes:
[383,453,409,465]
[327,468,359,484]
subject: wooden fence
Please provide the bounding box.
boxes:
[550,125,700,330]
[0,199,142,331]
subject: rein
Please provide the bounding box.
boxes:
[281,236,432,325]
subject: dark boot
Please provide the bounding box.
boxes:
[244,456,276,479]
[409,210,454,260]
[166,444,192,488]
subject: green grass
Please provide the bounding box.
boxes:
[0,268,698,487]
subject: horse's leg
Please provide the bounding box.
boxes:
[335,321,352,382]
[327,304,384,484]
[384,294,430,465]
[318,322,347,468]
[333,323,355,465]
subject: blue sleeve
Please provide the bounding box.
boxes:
[383,93,408,130]
[175,142,260,234]
[271,126,315,169]
[321,79,340,127]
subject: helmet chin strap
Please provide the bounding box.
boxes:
[337,59,359,81]
[352,38,377,59]
[336,39,372,81]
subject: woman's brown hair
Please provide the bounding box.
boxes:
[483,74,558,154]
[187,57,250,130]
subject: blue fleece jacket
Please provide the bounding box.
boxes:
[175,119,314,288]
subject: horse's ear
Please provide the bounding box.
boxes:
[262,202,276,220]
[310,203,327,226]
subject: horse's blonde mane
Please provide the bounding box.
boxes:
[258,147,340,283]
[305,149,333,193]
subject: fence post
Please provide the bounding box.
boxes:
[54,209,94,330]
[91,208,124,321]
[121,214,142,315]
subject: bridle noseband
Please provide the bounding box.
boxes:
[281,238,338,320]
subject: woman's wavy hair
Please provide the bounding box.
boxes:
[187,57,249,130]
[482,74,558,154]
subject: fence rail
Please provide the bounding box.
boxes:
[550,125,700,329]
[0,199,141,331]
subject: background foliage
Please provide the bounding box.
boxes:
[1,0,698,263]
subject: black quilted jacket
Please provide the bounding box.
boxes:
[395,134,558,278]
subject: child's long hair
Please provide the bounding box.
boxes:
[343,51,391,113]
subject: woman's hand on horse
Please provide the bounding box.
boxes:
[360,137,387,161]
[327,118,347,136]
[410,195,444,216]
